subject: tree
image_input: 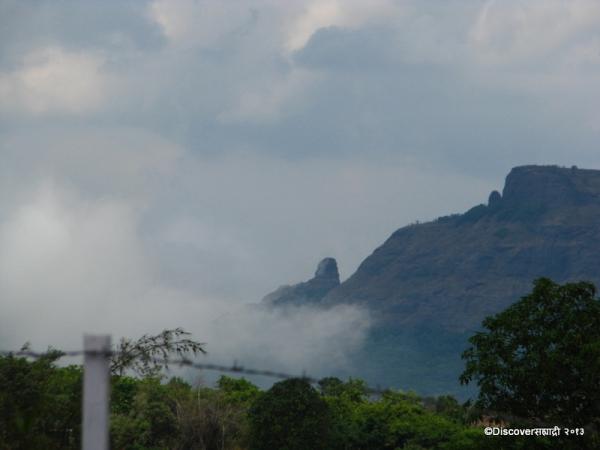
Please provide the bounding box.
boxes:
[218,375,260,406]
[343,390,470,450]
[175,384,249,450]
[248,378,332,450]
[318,377,370,449]
[110,377,178,449]
[460,278,600,429]
[319,376,367,402]
[0,350,81,450]
[110,328,205,377]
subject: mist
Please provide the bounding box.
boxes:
[0,126,498,382]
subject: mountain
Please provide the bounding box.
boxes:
[262,257,340,306]
[323,165,600,331]
[262,165,600,396]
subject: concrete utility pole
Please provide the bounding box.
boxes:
[82,334,111,450]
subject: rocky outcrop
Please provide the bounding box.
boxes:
[501,165,596,210]
[262,257,340,307]
[487,190,502,208]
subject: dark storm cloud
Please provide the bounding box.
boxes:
[2,0,595,175]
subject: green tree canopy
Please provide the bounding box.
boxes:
[248,378,332,450]
[460,277,600,429]
[0,351,82,450]
[217,375,260,406]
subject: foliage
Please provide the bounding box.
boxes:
[218,375,261,407]
[110,327,206,377]
[0,351,81,450]
[460,278,600,430]
[349,391,467,450]
[110,375,255,449]
[111,377,178,449]
[248,378,332,450]
[174,383,249,450]
[0,352,525,450]
[320,377,365,448]
[319,378,485,450]
[319,376,368,401]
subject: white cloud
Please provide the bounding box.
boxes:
[0,180,374,379]
[0,143,386,377]
[0,127,182,204]
[285,0,401,52]
[0,47,112,115]
[206,304,372,376]
[148,0,258,48]
[469,0,600,65]
[0,183,151,344]
[218,68,318,123]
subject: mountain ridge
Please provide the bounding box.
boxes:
[322,164,600,332]
[261,165,600,395]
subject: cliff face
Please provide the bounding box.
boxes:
[501,165,600,210]
[323,165,600,332]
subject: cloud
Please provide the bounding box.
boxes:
[0,119,495,378]
[294,26,397,70]
[285,0,400,52]
[0,0,163,65]
[2,0,600,383]
[2,0,596,171]
[0,126,182,206]
[0,124,387,376]
[0,175,373,379]
[469,0,600,65]
[206,304,372,376]
[0,47,112,115]
[217,68,318,124]
[0,182,151,344]
[149,0,259,48]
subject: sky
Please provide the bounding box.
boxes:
[1,0,600,379]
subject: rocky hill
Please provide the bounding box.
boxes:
[262,165,600,396]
